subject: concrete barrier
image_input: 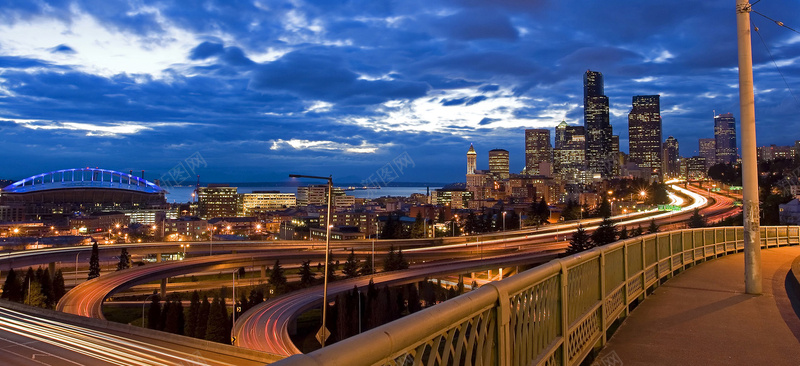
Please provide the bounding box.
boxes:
[0,299,284,364]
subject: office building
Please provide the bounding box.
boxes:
[662,136,680,178]
[488,149,510,180]
[628,95,663,179]
[555,121,585,149]
[525,129,552,175]
[583,70,613,178]
[699,138,716,170]
[241,191,297,215]
[197,184,240,219]
[714,113,737,164]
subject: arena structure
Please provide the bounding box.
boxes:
[0,168,167,221]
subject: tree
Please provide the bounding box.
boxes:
[647,219,659,234]
[268,260,287,293]
[165,300,184,335]
[185,291,201,338]
[464,211,479,234]
[37,267,54,308]
[396,248,409,270]
[88,242,101,280]
[561,200,581,221]
[632,225,644,237]
[205,296,229,343]
[2,268,23,302]
[299,260,315,286]
[117,248,131,271]
[597,196,612,218]
[618,227,629,240]
[411,212,425,238]
[52,269,66,303]
[146,293,161,330]
[591,217,617,246]
[688,208,707,228]
[536,198,550,224]
[195,295,210,339]
[359,255,374,276]
[24,280,47,307]
[383,245,398,271]
[566,226,593,254]
[342,249,360,278]
[646,182,670,205]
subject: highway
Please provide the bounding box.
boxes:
[0,305,268,366]
[233,184,725,357]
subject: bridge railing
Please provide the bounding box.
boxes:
[274,226,800,366]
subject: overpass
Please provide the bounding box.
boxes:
[270,226,800,366]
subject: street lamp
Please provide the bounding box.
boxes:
[452,215,459,236]
[289,173,333,347]
[231,269,238,344]
[502,211,506,232]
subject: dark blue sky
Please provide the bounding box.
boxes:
[0,0,798,184]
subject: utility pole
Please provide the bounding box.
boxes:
[736,0,762,294]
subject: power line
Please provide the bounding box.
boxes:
[751,10,800,35]
[752,20,800,107]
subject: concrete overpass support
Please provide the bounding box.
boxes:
[160,278,167,298]
[48,262,56,278]
[261,265,267,278]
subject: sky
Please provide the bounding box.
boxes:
[0,0,799,184]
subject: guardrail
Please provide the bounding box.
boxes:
[273,226,800,366]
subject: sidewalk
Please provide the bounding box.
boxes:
[595,246,800,366]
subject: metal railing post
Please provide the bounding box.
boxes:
[559,260,569,366]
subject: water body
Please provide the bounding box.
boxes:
[164,186,439,204]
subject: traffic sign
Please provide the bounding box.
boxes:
[316,326,331,345]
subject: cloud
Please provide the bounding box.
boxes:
[269,139,394,154]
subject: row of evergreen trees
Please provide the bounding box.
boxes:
[145,288,268,344]
[1,267,66,308]
[325,278,477,344]
[566,218,660,254]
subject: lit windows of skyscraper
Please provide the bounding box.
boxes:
[583,70,613,178]
[488,149,510,180]
[714,113,737,164]
[628,95,663,179]
[699,138,716,170]
[555,121,585,150]
[525,129,552,175]
[198,184,240,219]
[662,136,680,178]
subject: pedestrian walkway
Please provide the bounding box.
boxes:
[595,246,800,366]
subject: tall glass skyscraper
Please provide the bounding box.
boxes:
[583,70,613,178]
[628,95,663,179]
[714,113,737,164]
[488,149,510,180]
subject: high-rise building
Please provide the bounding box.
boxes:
[714,113,737,164]
[488,149,510,180]
[555,134,588,184]
[583,70,613,178]
[699,138,716,170]
[296,185,328,206]
[662,136,680,178]
[197,184,240,219]
[525,129,552,175]
[611,135,621,176]
[555,121,585,149]
[467,144,477,174]
[628,95,663,179]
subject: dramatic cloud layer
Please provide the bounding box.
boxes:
[0,0,798,183]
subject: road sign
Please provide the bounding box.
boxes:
[316,326,330,345]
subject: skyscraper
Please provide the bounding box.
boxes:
[699,138,716,170]
[628,95,663,179]
[583,70,613,178]
[714,113,737,164]
[525,129,552,175]
[555,121,585,149]
[467,144,477,174]
[662,136,680,178]
[488,149,510,180]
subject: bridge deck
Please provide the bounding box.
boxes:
[597,246,800,366]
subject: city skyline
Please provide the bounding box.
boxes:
[0,1,799,183]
